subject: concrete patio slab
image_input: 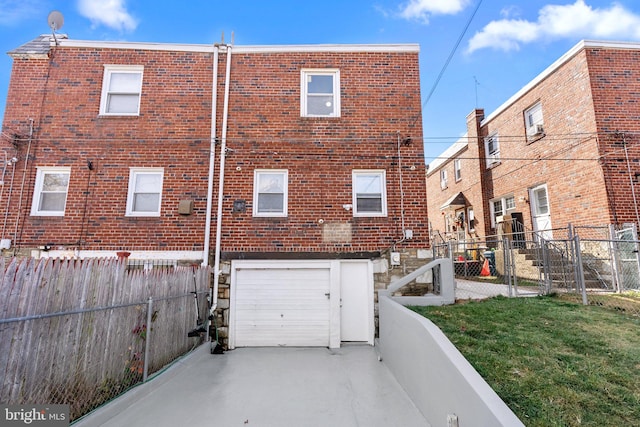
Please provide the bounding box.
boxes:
[74,344,429,427]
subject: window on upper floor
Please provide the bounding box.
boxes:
[301,69,340,117]
[100,65,144,116]
[352,170,387,217]
[440,169,448,189]
[31,167,71,216]
[484,133,500,168]
[126,168,164,217]
[253,170,288,217]
[524,102,544,139]
[454,159,461,181]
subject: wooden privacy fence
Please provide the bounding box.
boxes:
[0,257,211,421]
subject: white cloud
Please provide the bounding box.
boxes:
[77,0,138,32]
[400,0,470,23]
[467,0,640,54]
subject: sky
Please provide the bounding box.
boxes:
[1,0,640,162]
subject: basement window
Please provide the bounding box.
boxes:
[31,167,71,216]
[100,65,144,116]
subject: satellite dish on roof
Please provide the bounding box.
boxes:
[47,10,64,31]
[47,11,64,46]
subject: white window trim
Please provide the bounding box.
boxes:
[126,168,164,217]
[440,169,448,189]
[489,195,515,228]
[525,102,544,137]
[100,65,144,116]
[485,133,500,168]
[352,170,387,217]
[300,69,341,118]
[454,159,461,182]
[31,167,71,216]
[253,169,288,217]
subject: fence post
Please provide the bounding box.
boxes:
[573,235,588,305]
[632,223,640,291]
[502,238,512,296]
[541,240,552,295]
[143,296,153,382]
[608,224,621,293]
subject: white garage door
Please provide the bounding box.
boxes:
[233,264,332,347]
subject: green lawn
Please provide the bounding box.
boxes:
[409,295,640,426]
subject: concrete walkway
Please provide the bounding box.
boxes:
[74,344,429,427]
[456,278,539,300]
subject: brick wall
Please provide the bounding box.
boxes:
[479,48,609,234]
[586,47,640,226]
[428,44,640,241]
[426,109,488,240]
[1,43,429,256]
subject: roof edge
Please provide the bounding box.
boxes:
[426,136,468,176]
[482,39,640,126]
[58,38,420,53]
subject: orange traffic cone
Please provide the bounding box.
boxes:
[480,258,490,276]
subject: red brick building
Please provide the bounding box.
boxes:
[427,40,640,244]
[1,35,429,348]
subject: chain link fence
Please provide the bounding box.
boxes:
[0,257,211,422]
[433,223,640,317]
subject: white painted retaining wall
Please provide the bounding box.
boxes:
[378,295,524,427]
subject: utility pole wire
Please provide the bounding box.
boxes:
[411,0,484,129]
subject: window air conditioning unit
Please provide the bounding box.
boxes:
[529,124,544,136]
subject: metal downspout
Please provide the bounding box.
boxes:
[202,45,219,267]
[211,44,232,311]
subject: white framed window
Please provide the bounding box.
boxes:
[31,167,71,216]
[301,69,340,117]
[454,159,461,181]
[100,65,144,115]
[490,195,515,228]
[484,133,500,167]
[440,169,448,189]
[467,207,475,232]
[352,170,387,217]
[525,102,544,137]
[126,168,163,217]
[253,170,288,217]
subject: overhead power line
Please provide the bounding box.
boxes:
[410,0,484,128]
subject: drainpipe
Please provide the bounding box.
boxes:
[621,133,640,227]
[211,44,232,312]
[202,45,220,267]
[14,119,34,251]
[392,132,407,251]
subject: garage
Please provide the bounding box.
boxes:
[229,260,373,349]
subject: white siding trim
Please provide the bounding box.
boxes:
[59,39,420,54]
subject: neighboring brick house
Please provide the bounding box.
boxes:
[1,35,429,348]
[427,40,640,244]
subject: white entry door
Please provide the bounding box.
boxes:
[340,260,374,344]
[530,184,552,240]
